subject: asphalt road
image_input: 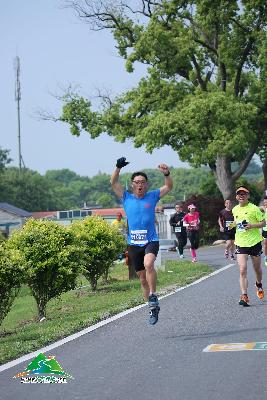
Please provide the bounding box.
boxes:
[1,245,267,400]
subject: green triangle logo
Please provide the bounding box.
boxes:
[13,353,73,379]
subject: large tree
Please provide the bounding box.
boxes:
[59,0,267,199]
[0,147,11,173]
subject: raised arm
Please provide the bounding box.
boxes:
[158,163,173,198]
[110,157,129,199]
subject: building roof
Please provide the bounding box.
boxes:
[31,211,57,219]
[0,202,32,218]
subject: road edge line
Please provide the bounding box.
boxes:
[0,263,234,372]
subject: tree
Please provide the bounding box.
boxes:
[59,0,267,200]
[0,147,11,173]
[69,216,125,290]
[0,168,57,211]
[8,219,82,320]
[0,242,25,326]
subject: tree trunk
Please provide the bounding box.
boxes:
[37,297,47,321]
[125,251,137,280]
[90,277,97,291]
[213,155,236,200]
[128,264,137,280]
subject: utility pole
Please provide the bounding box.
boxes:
[14,56,25,171]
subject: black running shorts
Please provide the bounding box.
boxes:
[235,242,262,257]
[222,231,235,241]
[262,230,267,239]
[127,241,159,272]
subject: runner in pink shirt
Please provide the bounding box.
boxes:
[183,204,200,262]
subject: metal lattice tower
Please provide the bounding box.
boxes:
[14,56,25,170]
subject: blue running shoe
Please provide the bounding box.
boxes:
[148,294,159,308]
[149,306,160,325]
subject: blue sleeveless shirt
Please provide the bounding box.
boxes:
[122,189,160,246]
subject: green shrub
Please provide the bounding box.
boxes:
[70,216,126,290]
[8,219,82,320]
[0,242,25,326]
[0,231,5,243]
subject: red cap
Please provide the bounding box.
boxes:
[236,187,249,194]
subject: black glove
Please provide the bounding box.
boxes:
[242,220,248,227]
[116,157,129,169]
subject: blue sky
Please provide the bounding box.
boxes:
[1,0,188,177]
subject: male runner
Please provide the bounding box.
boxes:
[218,199,236,260]
[112,212,127,260]
[110,157,173,325]
[262,197,267,266]
[231,186,266,307]
[111,212,126,234]
[169,203,187,258]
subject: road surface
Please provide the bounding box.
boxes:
[1,245,267,400]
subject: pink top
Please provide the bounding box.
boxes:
[183,211,200,231]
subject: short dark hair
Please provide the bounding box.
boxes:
[131,172,148,181]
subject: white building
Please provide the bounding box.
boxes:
[0,203,32,237]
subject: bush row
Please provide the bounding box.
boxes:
[0,217,125,325]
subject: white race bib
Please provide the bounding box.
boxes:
[225,220,233,228]
[130,230,148,245]
[236,221,246,233]
[175,227,182,233]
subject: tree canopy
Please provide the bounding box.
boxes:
[0,147,11,172]
[0,161,262,211]
[60,0,267,199]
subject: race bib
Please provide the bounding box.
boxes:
[236,221,246,233]
[130,230,148,245]
[225,220,233,228]
[175,227,182,233]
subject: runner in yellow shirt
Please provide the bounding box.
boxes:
[231,187,266,307]
[111,212,126,234]
[261,197,267,267]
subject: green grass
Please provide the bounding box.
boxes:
[0,260,212,365]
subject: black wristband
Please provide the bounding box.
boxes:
[164,171,170,176]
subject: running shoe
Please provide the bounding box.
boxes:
[180,254,184,259]
[239,294,250,307]
[230,255,235,261]
[224,250,229,259]
[148,294,159,308]
[192,258,197,263]
[255,283,265,300]
[149,306,160,325]
[265,257,267,267]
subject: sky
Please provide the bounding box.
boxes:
[1,1,188,178]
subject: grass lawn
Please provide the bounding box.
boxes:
[0,259,212,365]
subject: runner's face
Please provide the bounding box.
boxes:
[132,176,148,197]
[263,199,267,208]
[225,200,232,209]
[236,191,249,205]
[175,206,182,213]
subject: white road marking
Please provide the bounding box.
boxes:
[0,263,234,372]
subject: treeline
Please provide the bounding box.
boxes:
[0,160,263,212]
